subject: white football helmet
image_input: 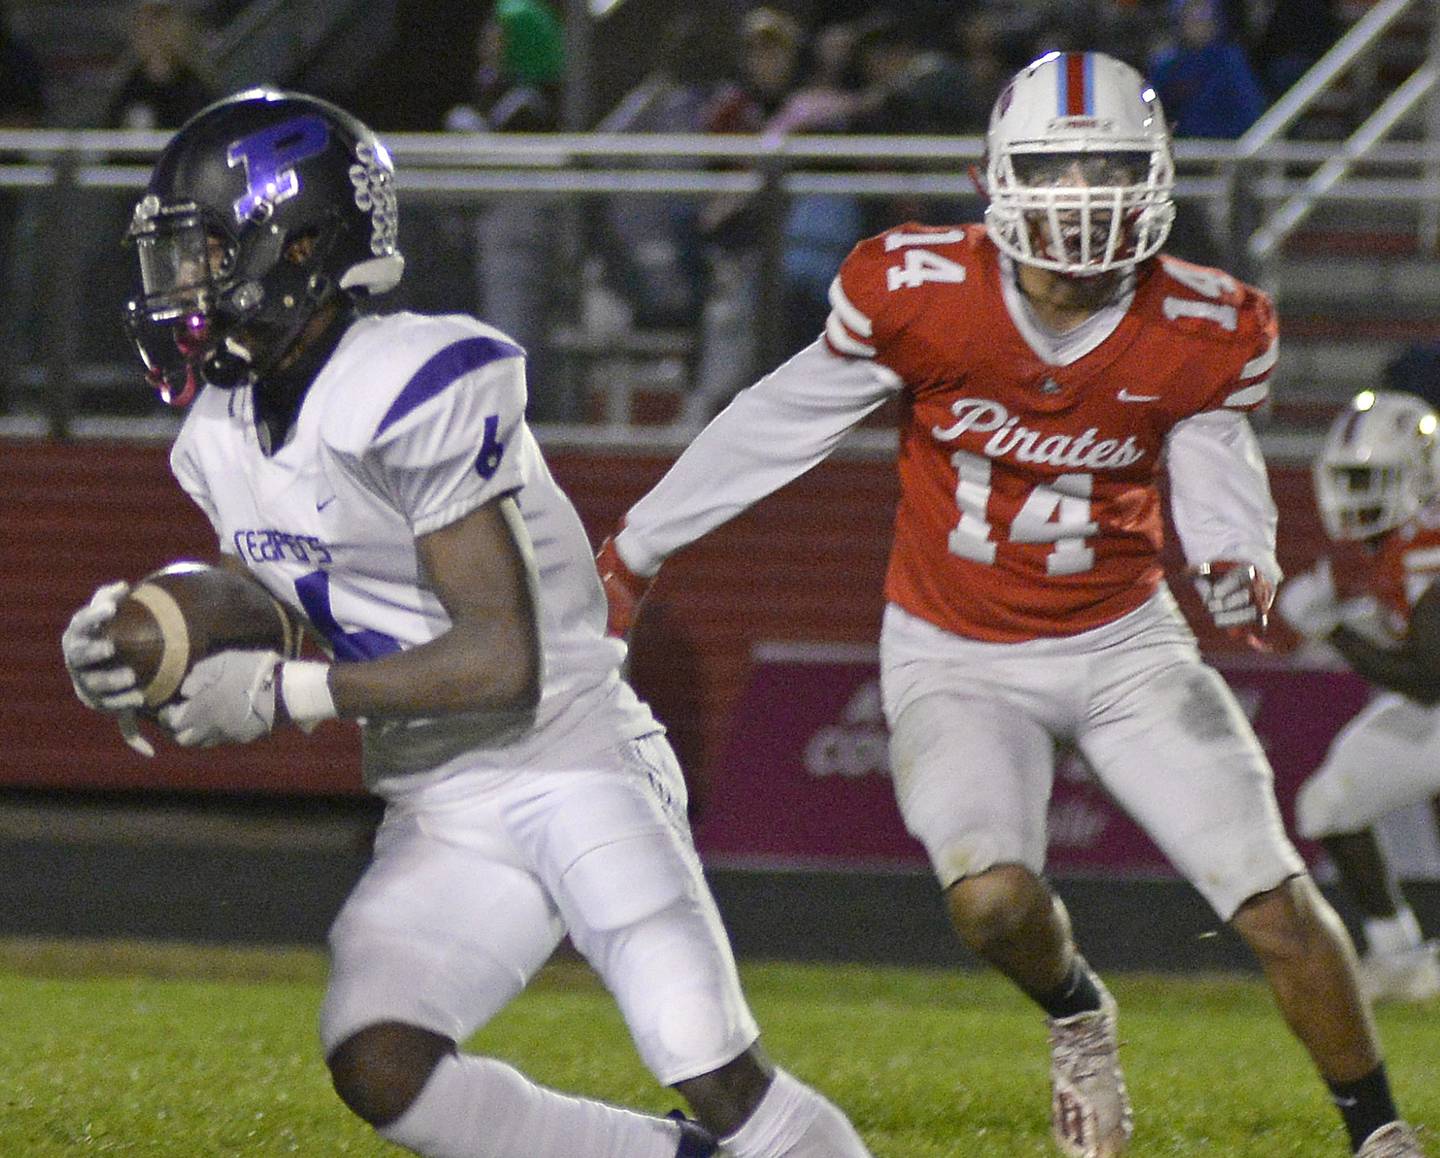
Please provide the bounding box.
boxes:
[1315,390,1440,540]
[984,51,1175,275]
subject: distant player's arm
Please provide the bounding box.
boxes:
[1329,581,1440,706]
[327,494,542,719]
[613,340,899,578]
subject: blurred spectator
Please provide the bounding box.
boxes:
[1253,0,1344,103]
[448,0,572,422]
[686,8,807,421]
[0,0,45,410]
[763,19,864,138]
[767,20,867,356]
[848,11,988,137]
[0,1,45,128]
[849,12,984,236]
[1149,0,1266,139]
[701,6,805,136]
[1148,0,1266,267]
[693,6,806,249]
[592,10,733,330]
[448,0,564,134]
[102,1,216,130]
[949,7,1010,119]
[1383,342,1440,412]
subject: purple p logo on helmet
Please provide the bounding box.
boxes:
[226,114,330,224]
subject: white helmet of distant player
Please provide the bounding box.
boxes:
[984,51,1175,275]
[1315,390,1440,540]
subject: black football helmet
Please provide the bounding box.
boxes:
[124,88,404,405]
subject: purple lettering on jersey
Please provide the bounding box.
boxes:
[375,336,524,438]
[226,114,330,224]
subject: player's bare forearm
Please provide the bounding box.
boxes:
[327,613,540,718]
[328,496,542,719]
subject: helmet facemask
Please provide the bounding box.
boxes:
[125,192,351,405]
[988,147,1175,275]
[123,203,250,406]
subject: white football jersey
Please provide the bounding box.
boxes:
[170,311,658,793]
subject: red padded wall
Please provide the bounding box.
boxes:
[2,436,1323,799]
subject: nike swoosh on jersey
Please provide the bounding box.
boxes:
[1117,389,1161,402]
[316,495,337,511]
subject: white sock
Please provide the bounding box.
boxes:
[1364,908,1424,956]
[721,1069,873,1158]
[378,1052,681,1158]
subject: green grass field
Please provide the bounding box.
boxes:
[2,938,1436,1156]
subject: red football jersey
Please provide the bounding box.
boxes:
[1367,500,1440,634]
[825,223,1277,641]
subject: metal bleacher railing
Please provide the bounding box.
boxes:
[0,1,1437,458]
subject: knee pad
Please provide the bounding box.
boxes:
[557,828,691,933]
[586,896,760,1086]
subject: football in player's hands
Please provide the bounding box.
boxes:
[105,562,301,713]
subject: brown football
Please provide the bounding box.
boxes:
[105,561,301,711]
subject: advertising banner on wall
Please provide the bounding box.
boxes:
[693,642,1440,880]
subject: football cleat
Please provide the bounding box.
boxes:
[667,1109,719,1157]
[1357,1121,1427,1157]
[1356,941,1440,1004]
[1047,980,1133,1157]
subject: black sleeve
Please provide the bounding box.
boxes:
[1331,583,1440,705]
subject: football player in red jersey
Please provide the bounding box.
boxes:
[596,51,1427,1158]
[1277,390,1440,1004]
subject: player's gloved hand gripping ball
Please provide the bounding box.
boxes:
[1189,559,1275,650]
[61,580,152,755]
[159,649,332,747]
[61,562,332,753]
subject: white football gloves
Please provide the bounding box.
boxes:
[159,652,336,748]
[1190,559,1274,648]
[61,580,153,757]
[160,650,281,747]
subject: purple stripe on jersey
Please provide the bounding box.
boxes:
[375,335,524,437]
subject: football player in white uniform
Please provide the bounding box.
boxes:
[58,89,875,1158]
[596,54,1428,1158]
[1277,391,1440,1003]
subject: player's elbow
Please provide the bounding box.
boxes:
[502,646,543,718]
[483,622,542,718]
